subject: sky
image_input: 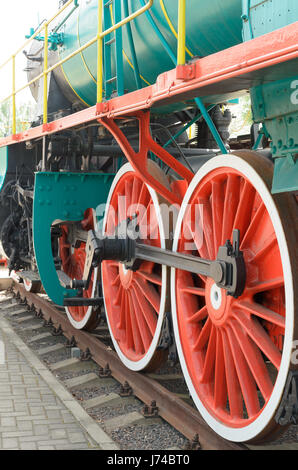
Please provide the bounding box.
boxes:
[0,1,59,103]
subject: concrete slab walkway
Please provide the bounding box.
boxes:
[0,315,119,450]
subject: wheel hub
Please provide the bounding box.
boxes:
[205,278,228,325]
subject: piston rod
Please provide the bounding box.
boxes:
[65,228,246,306]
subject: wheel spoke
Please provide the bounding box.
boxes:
[130,288,153,351]
[131,177,142,205]
[132,284,157,336]
[134,276,160,313]
[181,286,205,296]
[235,300,285,329]
[247,277,284,294]
[193,317,212,351]
[233,180,255,237]
[117,192,126,223]
[112,274,120,286]
[136,270,162,286]
[221,174,240,244]
[118,288,126,330]
[230,318,273,401]
[187,306,208,324]
[211,180,224,254]
[252,232,277,263]
[186,215,206,258]
[200,324,216,383]
[214,329,227,410]
[222,328,243,420]
[124,292,134,350]
[113,283,123,306]
[198,197,215,259]
[125,179,132,215]
[226,325,260,418]
[236,311,282,369]
[240,202,265,249]
[127,291,144,355]
[136,183,150,217]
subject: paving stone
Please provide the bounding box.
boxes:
[1,416,16,427]
[2,438,19,449]
[20,442,37,450]
[51,429,67,439]
[0,314,118,450]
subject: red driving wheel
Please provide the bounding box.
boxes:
[101,161,171,371]
[59,208,99,331]
[171,152,297,443]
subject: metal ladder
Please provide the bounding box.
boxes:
[103,0,124,99]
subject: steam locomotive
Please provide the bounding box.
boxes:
[0,0,297,444]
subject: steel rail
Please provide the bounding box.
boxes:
[11,281,246,451]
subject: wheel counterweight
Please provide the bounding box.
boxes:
[101,162,171,372]
[171,151,297,443]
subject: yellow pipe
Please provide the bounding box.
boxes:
[177,0,186,66]
[43,24,49,124]
[12,55,16,135]
[97,0,103,103]
[160,0,193,59]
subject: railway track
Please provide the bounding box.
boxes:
[3,281,297,451]
[0,281,247,451]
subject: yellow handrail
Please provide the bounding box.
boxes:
[97,0,104,104]
[177,0,186,66]
[43,24,49,125]
[12,55,16,135]
[0,0,188,135]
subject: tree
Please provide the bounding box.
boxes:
[0,100,35,137]
[229,95,253,137]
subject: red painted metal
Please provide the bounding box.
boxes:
[101,160,171,370]
[98,111,193,205]
[0,23,297,149]
[174,156,286,429]
[59,208,97,328]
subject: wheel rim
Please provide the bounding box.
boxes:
[59,208,99,331]
[101,162,169,371]
[171,153,296,442]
